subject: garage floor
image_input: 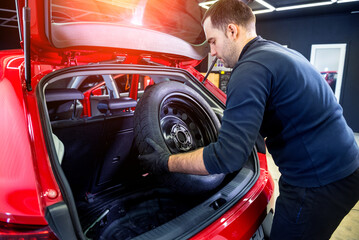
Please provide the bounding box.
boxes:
[267,133,359,240]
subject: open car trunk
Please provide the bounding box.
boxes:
[37,64,260,240]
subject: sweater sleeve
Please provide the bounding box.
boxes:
[203,61,272,174]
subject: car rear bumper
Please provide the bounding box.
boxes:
[191,153,275,240]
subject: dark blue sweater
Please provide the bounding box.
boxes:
[203,36,359,187]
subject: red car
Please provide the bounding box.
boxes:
[321,71,337,92]
[0,0,274,239]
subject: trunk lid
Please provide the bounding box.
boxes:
[17,0,209,66]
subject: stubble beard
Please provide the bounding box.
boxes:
[222,40,239,69]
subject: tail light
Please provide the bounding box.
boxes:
[0,221,59,240]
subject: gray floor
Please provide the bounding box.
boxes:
[266,132,359,239]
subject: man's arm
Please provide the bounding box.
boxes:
[138,138,209,175]
[168,147,209,175]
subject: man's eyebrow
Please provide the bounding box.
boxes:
[207,37,214,43]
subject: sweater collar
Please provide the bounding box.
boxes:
[237,35,261,62]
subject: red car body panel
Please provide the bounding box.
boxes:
[0,51,62,226]
[0,0,274,238]
[191,153,274,240]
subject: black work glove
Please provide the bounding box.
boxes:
[138,138,170,174]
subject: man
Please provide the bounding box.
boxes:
[140,0,359,239]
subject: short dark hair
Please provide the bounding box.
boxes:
[202,0,255,32]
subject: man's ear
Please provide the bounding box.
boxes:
[226,23,239,40]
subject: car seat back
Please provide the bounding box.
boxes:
[97,97,137,116]
[45,88,84,121]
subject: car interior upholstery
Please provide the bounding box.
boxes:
[45,88,138,200]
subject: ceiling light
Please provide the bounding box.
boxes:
[276,1,334,11]
[253,9,275,14]
[199,0,218,10]
[338,0,359,3]
[255,0,275,11]
[199,0,275,14]
[198,0,356,15]
[253,0,275,14]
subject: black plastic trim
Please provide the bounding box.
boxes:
[23,3,32,91]
[45,88,84,102]
[36,79,86,240]
[45,202,78,240]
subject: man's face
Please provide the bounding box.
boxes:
[203,17,239,68]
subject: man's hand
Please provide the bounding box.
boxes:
[138,138,170,174]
